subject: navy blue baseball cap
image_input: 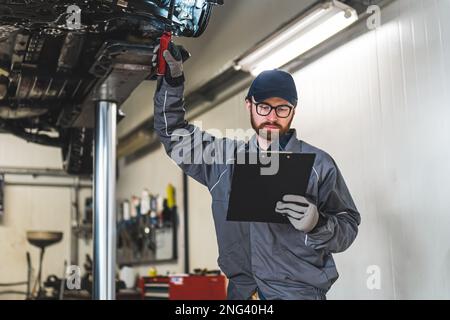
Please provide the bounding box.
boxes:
[246,69,298,107]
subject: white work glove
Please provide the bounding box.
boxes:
[275,195,319,233]
[153,42,190,87]
[162,42,188,80]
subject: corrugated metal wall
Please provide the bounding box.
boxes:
[293,0,450,299]
[187,0,450,299]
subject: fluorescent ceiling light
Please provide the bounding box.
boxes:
[236,0,358,76]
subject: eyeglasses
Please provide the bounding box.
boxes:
[251,99,294,118]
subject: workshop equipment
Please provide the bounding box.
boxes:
[139,272,227,300]
[0,174,4,216]
[94,101,117,300]
[140,189,151,215]
[139,276,170,300]
[169,272,227,300]
[26,231,63,299]
[167,183,176,209]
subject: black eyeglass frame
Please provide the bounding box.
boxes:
[250,98,295,118]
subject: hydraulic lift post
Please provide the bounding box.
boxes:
[93,100,117,300]
[90,43,153,300]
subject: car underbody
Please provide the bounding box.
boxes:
[0,0,222,174]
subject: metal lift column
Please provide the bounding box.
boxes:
[93,100,117,300]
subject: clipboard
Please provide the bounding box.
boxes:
[226,152,316,224]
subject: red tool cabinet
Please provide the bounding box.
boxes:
[169,275,227,300]
[139,274,227,300]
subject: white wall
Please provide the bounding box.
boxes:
[292,0,450,299]
[0,135,75,299]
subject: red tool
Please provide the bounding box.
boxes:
[157,31,172,76]
[157,0,176,76]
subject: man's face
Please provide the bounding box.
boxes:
[246,96,296,140]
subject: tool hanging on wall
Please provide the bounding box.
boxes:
[141,189,151,215]
[0,174,4,217]
[167,183,176,209]
[156,195,164,228]
[149,194,158,226]
[131,196,140,218]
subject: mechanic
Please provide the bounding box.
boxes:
[153,42,361,300]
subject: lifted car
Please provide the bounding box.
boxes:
[0,0,222,174]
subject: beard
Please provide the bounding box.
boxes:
[250,114,293,141]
